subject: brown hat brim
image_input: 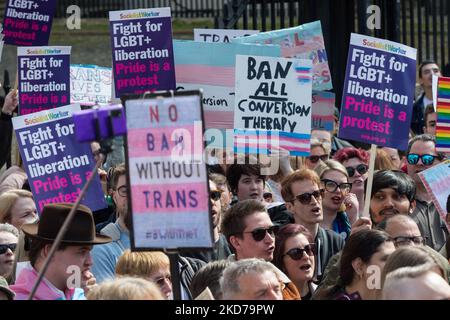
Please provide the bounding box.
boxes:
[22,223,112,245]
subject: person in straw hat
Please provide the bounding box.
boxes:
[9,203,111,300]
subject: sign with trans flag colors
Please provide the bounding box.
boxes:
[312,91,335,131]
[194,28,259,42]
[174,40,280,148]
[418,160,450,232]
[234,55,313,156]
[436,77,450,154]
[124,93,213,249]
[233,20,332,91]
[70,64,112,106]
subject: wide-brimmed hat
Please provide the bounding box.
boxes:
[21,203,111,245]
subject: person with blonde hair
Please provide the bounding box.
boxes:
[314,160,356,239]
[87,277,164,300]
[0,189,37,229]
[305,138,331,170]
[115,250,172,300]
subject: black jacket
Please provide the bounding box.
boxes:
[410,93,425,135]
[315,227,345,283]
[411,200,449,252]
[268,203,294,226]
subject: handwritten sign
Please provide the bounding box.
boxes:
[436,77,450,154]
[109,7,175,98]
[234,55,312,156]
[233,21,332,91]
[418,160,450,232]
[174,40,280,148]
[70,64,112,106]
[338,34,416,149]
[12,104,107,213]
[194,28,259,43]
[2,0,56,46]
[18,46,71,115]
[125,94,212,249]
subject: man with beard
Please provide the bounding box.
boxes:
[91,164,131,284]
[369,170,416,226]
[406,134,448,251]
[179,177,232,263]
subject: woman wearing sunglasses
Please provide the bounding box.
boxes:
[304,139,331,170]
[0,224,19,282]
[334,147,370,219]
[314,160,353,240]
[273,224,317,300]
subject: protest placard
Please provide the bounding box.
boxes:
[194,28,259,43]
[2,0,56,46]
[436,77,450,154]
[174,40,280,149]
[312,91,335,131]
[233,21,332,91]
[124,92,212,249]
[234,55,313,156]
[18,46,71,115]
[418,160,450,232]
[338,34,417,150]
[109,7,175,98]
[70,64,112,106]
[12,104,107,213]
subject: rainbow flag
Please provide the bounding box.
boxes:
[436,77,450,154]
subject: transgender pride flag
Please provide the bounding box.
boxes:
[173,40,280,148]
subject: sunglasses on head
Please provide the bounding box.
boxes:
[243,225,279,242]
[283,244,316,260]
[321,179,352,193]
[291,189,325,205]
[345,164,368,177]
[0,243,17,255]
[308,154,329,163]
[210,190,222,201]
[406,154,436,166]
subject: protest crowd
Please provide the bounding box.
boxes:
[0,3,450,302]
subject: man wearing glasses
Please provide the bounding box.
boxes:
[280,169,345,283]
[221,199,300,299]
[406,134,448,251]
[91,163,131,283]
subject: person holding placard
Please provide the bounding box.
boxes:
[411,61,441,135]
[406,134,449,251]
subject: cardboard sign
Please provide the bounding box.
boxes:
[233,21,332,91]
[12,104,107,213]
[312,91,335,131]
[418,160,450,232]
[2,0,57,46]
[70,64,112,106]
[234,55,312,156]
[436,77,450,154]
[338,34,417,150]
[18,46,71,115]
[125,94,213,249]
[109,7,176,98]
[174,40,280,148]
[194,28,259,43]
